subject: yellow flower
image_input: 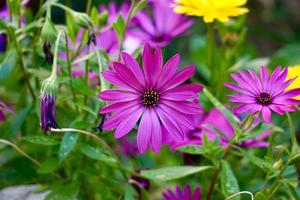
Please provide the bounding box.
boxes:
[173,0,249,23]
[287,65,300,100]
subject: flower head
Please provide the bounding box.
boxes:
[173,0,249,23]
[40,75,59,132]
[0,100,13,122]
[129,0,193,47]
[40,94,59,132]
[165,107,272,150]
[225,67,300,123]
[286,65,300,100]
[163,184,201,200]
[99,44,202,153]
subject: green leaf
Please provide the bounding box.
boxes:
[45,182,79,200]
[140,166,212,181]
[239,149,272,173]
[59,133,79,162]
[112,15,126,44]
[71,78,95,97]
[80,144,118,167]
[254,192,268,200]
[269,45,300,68]
[0,49,18,82]
[131,0,147,17]
[38,158,60,174]
[202,88,241,134]
[23,136,60,146]
[10,107,31,139]
[221,160,240,198]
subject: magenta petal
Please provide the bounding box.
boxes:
[161,91,196,101]
[113,62,144,91]
[168,83,203,94]
[115,107,143,138]
[149,110,162,153]
[260,66,269,90]
[152,46,163,83]
[161,65,196,91]
[137,109,152,153]
[99,90,138,102]
[261,107,272,123]
[102,71,136,92]
[0,111,5,121]
[121,52,145,85]
[157,54,180,88]
[100,100,139,114]
[161,100,202,115]
[103,106,141,130]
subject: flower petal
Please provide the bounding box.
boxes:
[137,109,152,153]
[261,106,272,123]
[121,52,145,85]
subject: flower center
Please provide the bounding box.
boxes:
[141,88,160,107]
[256,92,272,105]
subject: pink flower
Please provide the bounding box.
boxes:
[225,67,300,123]
[163,184,201,200]
[165,107,272,150]
[129,0,193,47]
[99,44,202,153]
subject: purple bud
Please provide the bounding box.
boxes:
[41,95,59,132]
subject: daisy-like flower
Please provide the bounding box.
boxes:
[99,44,202,153]
[0,100,13,122]
[286,65,300,100]
[173,0,249,23]
[225,66,300,123]
[165,107,271,150]
[129,0,193,47]
[163,184,201,200]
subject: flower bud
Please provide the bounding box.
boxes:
[40,75,59,133]
[41,18,58,42]
[71,11,92,29]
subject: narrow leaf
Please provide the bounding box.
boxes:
[23,136,60,146]
[221,160,240,198]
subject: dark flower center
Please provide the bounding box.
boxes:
[256,92,272,105]
[141,88,160,107]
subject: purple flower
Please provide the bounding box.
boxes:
[163,184,201,200]
[165,107,272,150]
[0,100,13,122]
[0,0,9,21]
[119,137,139,157]
[41,95,59,132]
[99,2,130,27]
[129,0,193,47]
[99,44,202,153]
[225,67,300,123]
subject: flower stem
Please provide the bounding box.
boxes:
[52,31,64,77]
[118,0,136,61]
[50,128,129,180]
[206,23,215,89]
[0,139,40,166]
[6,27,37,102]
[64,32,78,111]
[286,113,299,153]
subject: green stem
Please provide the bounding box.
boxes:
[46,0,52,18]
[52,31,64,77]
[286,113,299,153]
[64,32,78,111]
[0,139,41,166]
[50,128,129,180]
[207,23,215,89]
[118,0,136,61]
[7,27,37,102]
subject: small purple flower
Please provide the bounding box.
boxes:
[0,100,13,122]
[225,67,300,123]
[0,33,7,52]
[99,2,130,27]
[165,107,272,150]
[0,0,9,21]
[119,137,139,157]
[129,0,193,47]
[40,95,59,132]
[99,44,202,153]
[163,184,201,200]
